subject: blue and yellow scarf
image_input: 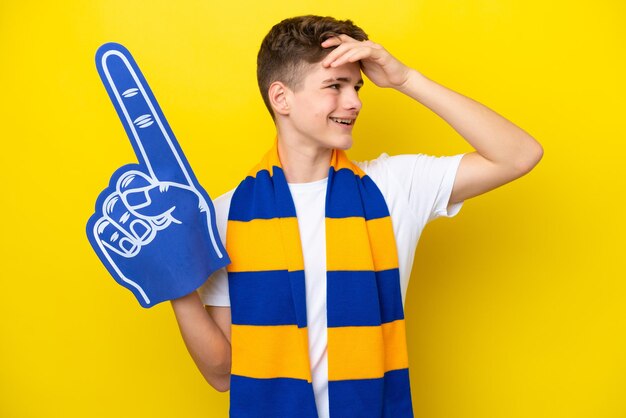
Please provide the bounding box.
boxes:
[226,142,414,417]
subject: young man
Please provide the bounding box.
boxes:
[171,15,543,417]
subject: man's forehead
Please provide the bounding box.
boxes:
[304,61,362,84]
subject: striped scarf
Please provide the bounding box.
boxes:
[226,142,414,417]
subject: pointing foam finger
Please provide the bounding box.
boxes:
[95,43,194,186]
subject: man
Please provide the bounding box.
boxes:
[171,15,543,417]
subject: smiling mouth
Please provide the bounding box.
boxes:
[329,117,355,126]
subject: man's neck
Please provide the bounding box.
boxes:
[277,136,332,184]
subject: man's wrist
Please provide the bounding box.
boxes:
[396,68,429,97]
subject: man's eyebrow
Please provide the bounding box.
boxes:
[322,77,365,86]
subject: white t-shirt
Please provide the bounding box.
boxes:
[199,152,464,418]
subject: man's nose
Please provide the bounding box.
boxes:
[342,89,362,112]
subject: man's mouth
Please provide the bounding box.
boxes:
[329,117,355,126]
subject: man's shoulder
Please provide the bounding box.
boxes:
[354,152,420,186]
[354,152,391,172]
[356,152,465,182]
[215,188,236,205]
[212,188,236,220]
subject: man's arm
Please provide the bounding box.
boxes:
[394,71,543,204]
[171,292,231,392]
[322,36,543,202]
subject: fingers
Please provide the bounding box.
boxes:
[93,217,141,258]
[321,35,356,67]
[104,192,154,241]
[95,43,194,186]
[92,172,184,259]
[321,36,381,68]
[330,48,371,67]
[116,170,167,218]
[96,192,157,258]
[91,170,163,258]
[321,34,358,47]
[115,170,198,224]
[89,216,151,305]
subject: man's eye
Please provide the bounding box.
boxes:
[355,85,362,92]
[329,84,340,89]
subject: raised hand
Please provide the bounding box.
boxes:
[86,43,229,308]
[321,34,412,89]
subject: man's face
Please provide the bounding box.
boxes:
[285,61,363,151]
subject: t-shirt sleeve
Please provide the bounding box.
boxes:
[401,153,464,222]
[197,267,230,307]
[197,189,234,307]
[361,153,465,225]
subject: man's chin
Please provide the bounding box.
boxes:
[333,137,353,151]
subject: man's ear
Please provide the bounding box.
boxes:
[268,81,290,116]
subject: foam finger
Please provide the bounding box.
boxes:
[96,43,195,186]
[102,192,155,244]
[93,216,140,258]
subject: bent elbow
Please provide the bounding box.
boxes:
[207,372,231,392]
[530,140,544,167]
[199,350,231,392]
[514,139,544,176]
[205,341,231,392]
[213,377,231,393]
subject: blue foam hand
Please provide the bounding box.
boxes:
[86,43,230,308]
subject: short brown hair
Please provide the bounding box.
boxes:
[257,15,368,118]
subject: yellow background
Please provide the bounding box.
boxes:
[1,0,624,417]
